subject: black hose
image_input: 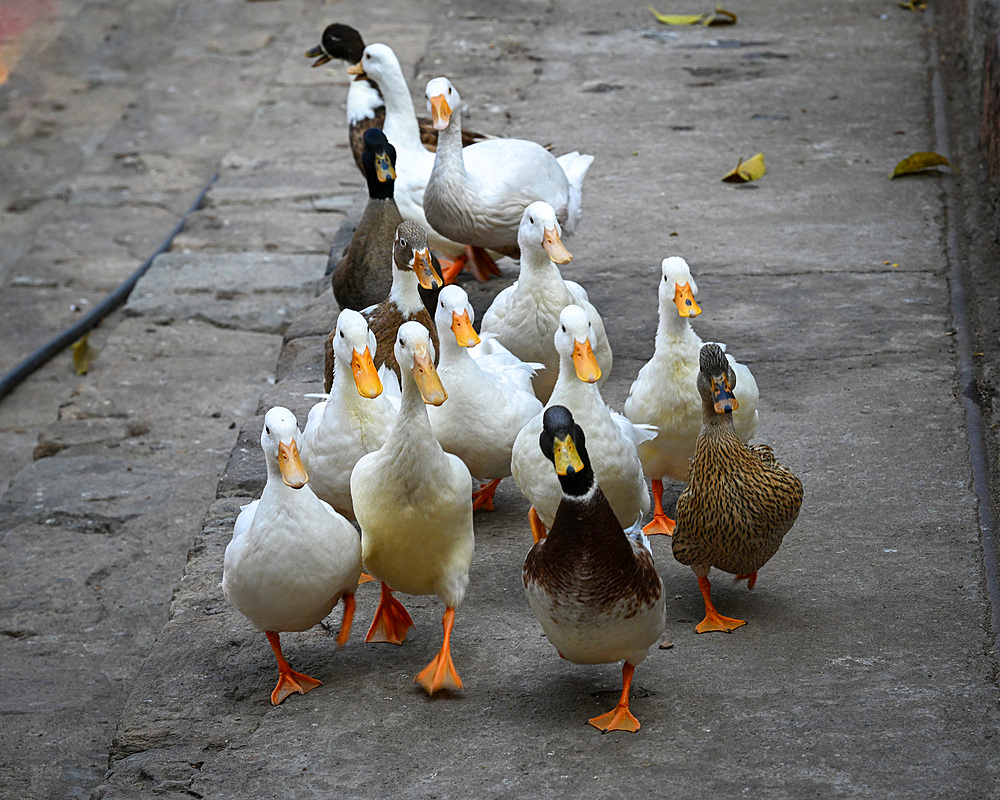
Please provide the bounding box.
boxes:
[0,168,220,403]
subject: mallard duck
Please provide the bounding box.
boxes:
[223,406,362,705]
[523,405,665,732]
[351,322,475,695]
[511,305,651,541]
[301,309,398,520]
[480,201,612,402]
[329,128,440,318]
[426,284,543,510]
[672,344,802,633]
[347,43,500,281]
[305,24,490,173]
[624,256,759,535]
[423,76,594,263]
[327,220,441,388]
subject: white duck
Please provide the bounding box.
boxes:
[300,309,398,520]
[223,406,362,705]
[423,76,594,259]
[426,285,543,510]
[480,201,613,402]
[511,305,652,541]
[348,44,497,280]
[624,256,759,535]
[350,321,475,695]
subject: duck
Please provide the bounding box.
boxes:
[511,305,652,541]
[426,284,543,510]
[305,23,491,173]
[523,405,665,733]
[223,406,362,705]
[347,43,501,281]
[300,309,398,520]
[328,128,440,317]
[480,202,613,402]
[325,220,441,389]
[624,256,759,535]
[671,343,802,633]
[423,76,594,261]
[351,322,475,695]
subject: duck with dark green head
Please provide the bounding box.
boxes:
[522,405,665,733]
[672,343,803,634]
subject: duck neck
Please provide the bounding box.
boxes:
[432,107,467,180]
[544,484,634,561]
[385,366,437,460]
[378,68,423,151]
[517,246,564,293]
[655,301,699,350]
[389,264,424,316]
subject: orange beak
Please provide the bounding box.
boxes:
[413,248,443,291]
[411,344,448,406]
[347,60,365,76]
[572,338,601,383]
[351,346,383,398]
[542,226,572,265]
[429,94,452,131]
[673,282,701,317]
[277,440,309,489]
[711,375,739,414]
[450,310,481,347]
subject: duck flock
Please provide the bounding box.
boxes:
[221,23,804,733]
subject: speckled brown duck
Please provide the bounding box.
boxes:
[672,343,803,634]
[305,23,490,173]
[523,405,665,733]
[324,220,442,390]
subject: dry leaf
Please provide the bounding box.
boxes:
[71,333,98,375]
[898,0,926,10]
[649,5,737,26]
[890,151,955,179]
[722,152,766,183]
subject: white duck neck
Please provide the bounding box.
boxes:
[387,364,437,453]
[389,263,425,315]
[378,65,423,152]
[517,243,565,293]
[655,291,700,349]
[432,105,466,178]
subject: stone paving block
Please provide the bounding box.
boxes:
[170,206,338,255]
[282,290,337,341]
[216,417,266,500]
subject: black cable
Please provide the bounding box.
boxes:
[0,168,220,402]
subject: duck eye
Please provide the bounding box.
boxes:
[528,216,534,225]
[265,426,271,435]
[561,324,566,332]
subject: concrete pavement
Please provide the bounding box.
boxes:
[1,0,998,798]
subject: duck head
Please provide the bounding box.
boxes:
[361,128,397,197]
[554,305,601,384]
[425,76,459,132]
[333,309,383,399]
[518,201,572,265]
[698,343,739,415]
[261,407,309,489]
[347,42,399,83]
[539,405,594,497]
[660,256,700,318]
[393,221,444,291]
[395,321,447,405]
[305,23,365,67]
[435,285,480,348]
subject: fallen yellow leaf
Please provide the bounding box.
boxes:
[722,152,766,183]
[648,5,737,25]
[890,151,955,179]
[71,333,98,375]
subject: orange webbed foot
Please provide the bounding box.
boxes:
[365,583,415,645]
[437,254,467,284]
[415,607,462,695]
[588,663,641,733]
[465,246,502,282]
[472,478,502,511]
[642,513,675,536]
[695,575,746,634]
[265,631,322,705]
[358,572,375,585]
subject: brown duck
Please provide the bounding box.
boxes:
[523,405,665,733]
[325,220,442,390]
[672,343,803,634]
[305,23,490,173]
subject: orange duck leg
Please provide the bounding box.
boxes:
[588,662,641,733]
[265,631,322,705]
[642,479,676,536]
[415,606,463,695]
[365,582,415,645]
[695,575,746,634]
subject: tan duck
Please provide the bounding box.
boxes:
[324,220,442,390]
[523,405,665,733]
[672,343,802,633]
[305,24,491,173]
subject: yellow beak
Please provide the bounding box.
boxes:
[351,346,383,399]
[673,282,701,318]
[347,60,365,76]
[277,440,309,489]
[429,94,452,131]
[450,310,481,347]
[572,337,601,383]
[374,150,396,182]
[411,345,448,406]
[553,433,585,476]
[542,226,573,265]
